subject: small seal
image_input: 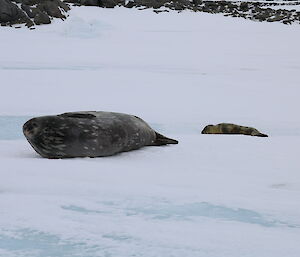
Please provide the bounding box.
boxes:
[23,111,178,158]
[201,123,268,137]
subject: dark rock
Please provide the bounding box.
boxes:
[2,0,299,28]
[253,10,271,21]
[57,0,71,11]
[153,9,169,13]
[25,18,34,27]
[226,2,235,10]
[34,11,51,25]
[267,15,284,22]
[231,10,240,17]
[283,19,292,24]
[18,0,39,5]
[0,0,24,23]
[29,7,42,17]
[192,0,201,6]
[21,4,35,18]
[125,1,135,8]
[171,2,185,11]
[100,0,118,8]
[64,0,80,3]
[203,1,220,13]
[132,0,163,9]
[1,0,71,27]
[239,2,249,12]
[38,1,65,18]
[80,0,101,6]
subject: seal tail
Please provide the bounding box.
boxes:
[255,133,268,137]
[251,130,268,137]
[153,132,178,146]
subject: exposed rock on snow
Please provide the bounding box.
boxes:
[1,0,300,27]
[33,10,51,24]
[66,0,300,25]
[68,0,124,8]
[0,0,28,24]
[0,0,70,27]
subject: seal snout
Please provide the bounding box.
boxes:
[23,118,39,139]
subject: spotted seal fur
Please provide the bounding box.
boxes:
[23,111,178,158]
[201,123,268,137]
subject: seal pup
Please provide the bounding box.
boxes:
[201,123,268,137]
[23,111,178,159]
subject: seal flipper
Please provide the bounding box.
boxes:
[253,132,268,137]
[250,130,268,137]
[153,132,178,146]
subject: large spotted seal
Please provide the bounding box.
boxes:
[201,123,268,137]
[23,111,178,158]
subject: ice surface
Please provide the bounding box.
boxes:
[1,6,300,257]
[0,116,32,140]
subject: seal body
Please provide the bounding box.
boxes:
[23,111,178,158]
[201,123,268,137]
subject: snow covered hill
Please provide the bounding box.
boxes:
[0,7,300,257]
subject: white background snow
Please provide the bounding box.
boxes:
[0,6,300,257]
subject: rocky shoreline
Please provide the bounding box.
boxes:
[0,0,70,27]
[1,0,300,28]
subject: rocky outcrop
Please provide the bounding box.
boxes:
[1,0,300,28]
[65,0,300,25]
[119,0,300,25]
[34,10,51,25]
[0,0,28,24]
[66,0,123,8]
[1,0,70,27]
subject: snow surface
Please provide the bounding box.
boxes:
[1,6,300,257]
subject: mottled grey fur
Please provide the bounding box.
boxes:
[23,111,178,158]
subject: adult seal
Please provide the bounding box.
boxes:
[23,111,178,159]
[201,123,268,137]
